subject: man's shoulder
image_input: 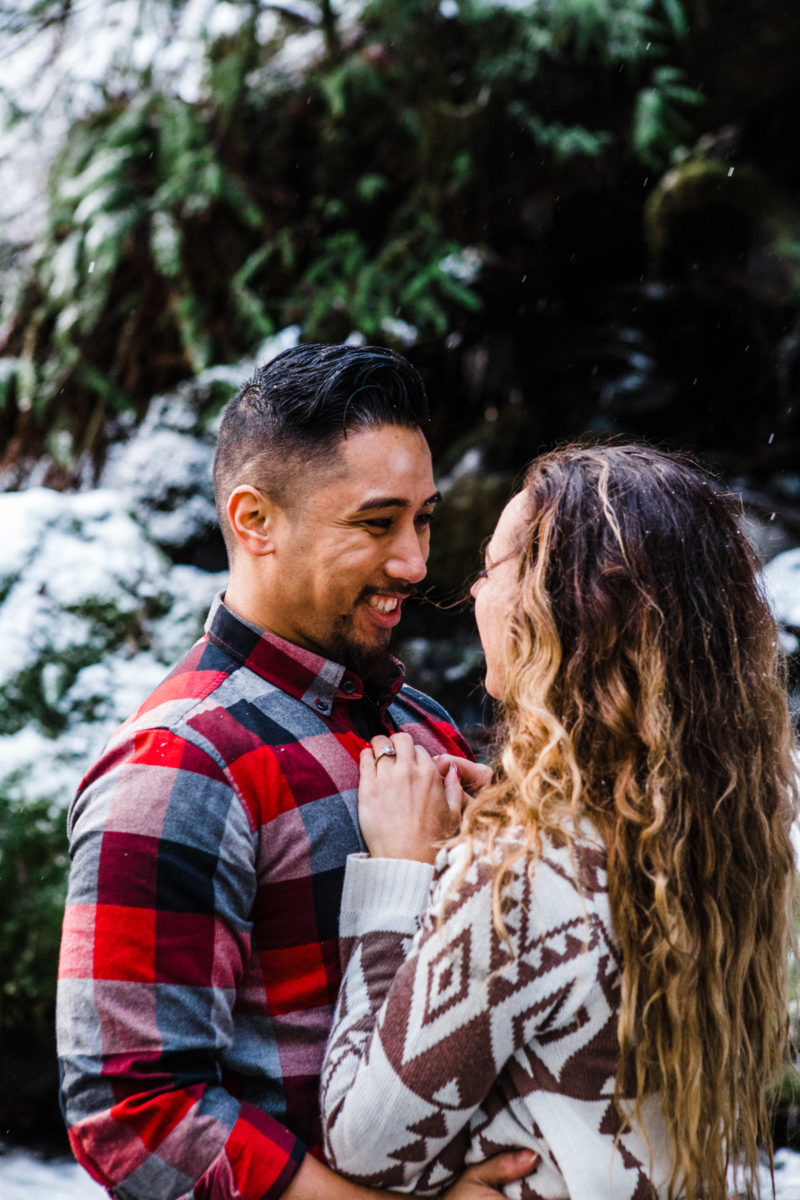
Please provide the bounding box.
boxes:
[111,632,325,764]
[126,635,238,729]
[70,631,323,833]
[395,683,457,727]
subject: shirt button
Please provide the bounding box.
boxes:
[315,697,330,713]
[341,681,356,695]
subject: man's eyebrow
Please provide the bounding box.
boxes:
[354,492,441,513]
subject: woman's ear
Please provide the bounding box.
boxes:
[226,485,280,557]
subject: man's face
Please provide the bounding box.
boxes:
[266,424,438,677]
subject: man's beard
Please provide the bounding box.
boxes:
[326,620,398,698]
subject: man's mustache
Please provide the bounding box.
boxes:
[361,585,417,599]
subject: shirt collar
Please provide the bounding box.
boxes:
[204,592,405,715]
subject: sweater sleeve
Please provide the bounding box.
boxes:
[57,725,304,1200]
[321,841,602,1196]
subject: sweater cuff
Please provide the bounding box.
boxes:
[339,854,435,937]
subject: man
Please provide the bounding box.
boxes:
[57,344,535,1200]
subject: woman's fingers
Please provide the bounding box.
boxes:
[358,733,456,862]
[443,762,467,818]
[433,754,492,794]
[370,731,414,765]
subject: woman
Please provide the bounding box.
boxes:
[320,443,798,1199]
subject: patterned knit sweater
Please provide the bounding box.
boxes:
[321,830,673,1199]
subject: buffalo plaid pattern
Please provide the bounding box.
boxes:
[57,595,472,1200]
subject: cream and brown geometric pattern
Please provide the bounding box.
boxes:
[322,831,672,1198]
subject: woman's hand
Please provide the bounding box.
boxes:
[432,754,492,796]
[358,732,463,863]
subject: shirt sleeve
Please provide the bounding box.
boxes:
[320,841,599,1196]
[57,724,305,1200]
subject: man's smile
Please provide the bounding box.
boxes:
[360,589,414,629]
[366,595,400,615]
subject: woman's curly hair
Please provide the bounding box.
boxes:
[457,442,799,1199]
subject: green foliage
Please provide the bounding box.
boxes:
[294,216,482,340]
[633,64,703,170]
[0,0,704,472]
[1,83,271,458]
[0,788,68,1028]
[776,237,800,303]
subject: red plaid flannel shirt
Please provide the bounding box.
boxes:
[57,596,472,1200]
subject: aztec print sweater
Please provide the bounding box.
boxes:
[321,831,673,1199]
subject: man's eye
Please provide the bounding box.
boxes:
[415,512,435,527]
[363,518,393,530]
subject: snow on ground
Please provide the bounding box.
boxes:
[0,328,310,809]
[731,1147,800,1199]
[0,1151,106,1200]
[3,1146,800,1200]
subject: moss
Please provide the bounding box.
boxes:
[643,158,795,285]
[0,788,69,1029]
[427,471,513,598]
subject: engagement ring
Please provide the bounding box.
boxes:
[374,745,397,762]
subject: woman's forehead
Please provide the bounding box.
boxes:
[492,491,528,551]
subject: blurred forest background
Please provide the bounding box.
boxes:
[2,0,800,1160]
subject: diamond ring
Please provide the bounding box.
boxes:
[374,745,397,762]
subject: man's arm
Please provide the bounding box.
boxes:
[57,724,303,1200]
[283,1148,538,1199]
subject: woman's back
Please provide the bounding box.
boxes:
[461,828,672,1199]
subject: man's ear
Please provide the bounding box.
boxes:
[226,485,282,556]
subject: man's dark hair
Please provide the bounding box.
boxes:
[213,343,430,552]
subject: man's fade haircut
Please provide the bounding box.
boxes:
[213,342,430,553]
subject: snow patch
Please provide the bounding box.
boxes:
[0,483,226,809]
[762,547,800,653]
[0,1151,107,1200]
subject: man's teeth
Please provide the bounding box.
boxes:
[366,595,400,614]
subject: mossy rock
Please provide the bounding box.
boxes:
[427,469,514,602]
[644,158,799,303]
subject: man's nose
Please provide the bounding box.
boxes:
[385,528,428,584]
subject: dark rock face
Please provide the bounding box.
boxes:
[0,1024,67,1153]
